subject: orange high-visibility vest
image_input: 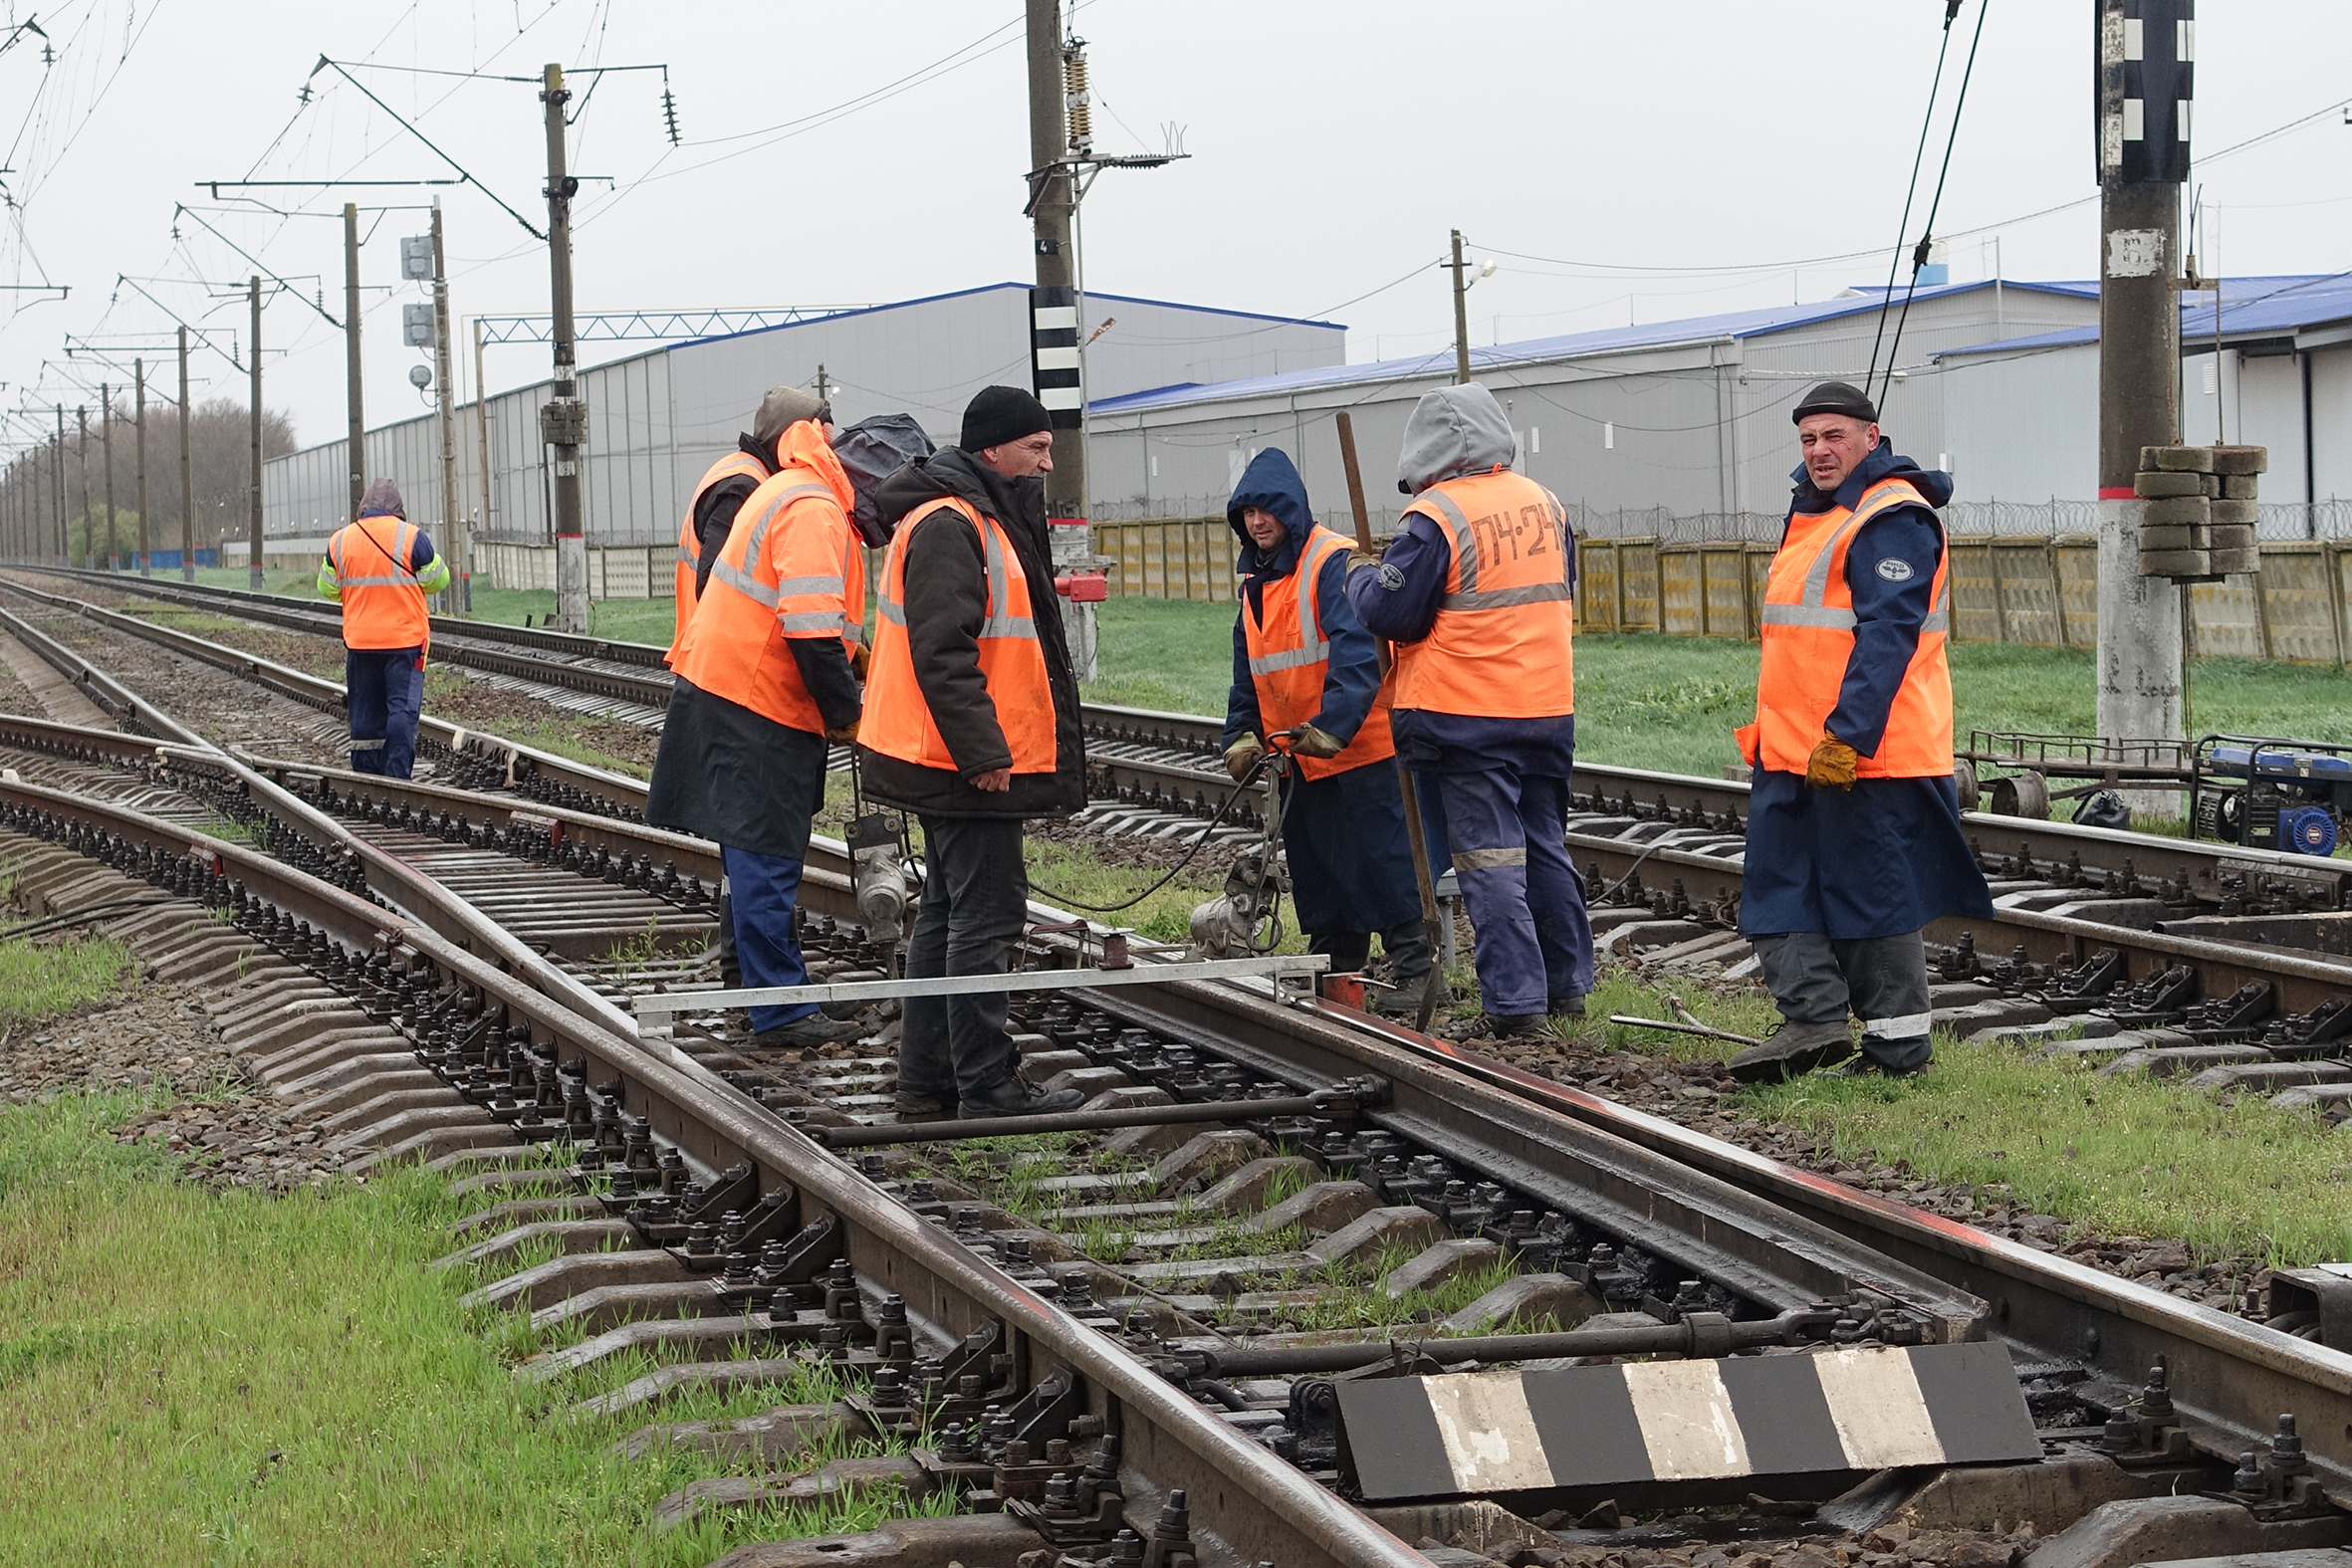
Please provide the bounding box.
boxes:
[668,448,772,667]
[1388,469,1575,719]
[1739,476,1954,778]
[327,516,430,651]
[1243,524,1394,781]
[669,431,861,737]
[861,495,1058,776]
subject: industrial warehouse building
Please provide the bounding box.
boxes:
[258,272,2352,591]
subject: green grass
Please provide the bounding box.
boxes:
[0,936,132,1024]
[0,1089,938,1566]
[1087,597,1237,716]
[1740,1034,2352,1266]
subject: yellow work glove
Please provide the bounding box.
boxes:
[1291,724,1345,760]
[1344,548,1382,575]
[825,717,861,746]
[1805,732,1859,790]
[1224,734,1266,783]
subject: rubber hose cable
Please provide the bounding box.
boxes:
[1024,751,1287,915]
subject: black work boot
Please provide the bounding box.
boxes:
[1726,1018,1855,1082]
[958,1074,1085,1119]
[1480,1012,1552,1040]
[752,1013,867,1049]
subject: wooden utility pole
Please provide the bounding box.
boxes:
[430,197,464,612]
[135,359,150,575]
[177,327,196,581]
[2093,0,2194,782]
[345,201,366,524]
[541,62,588,633]
[101,384,117,569]
[1450,229,1474,385]
[248,276,265,588]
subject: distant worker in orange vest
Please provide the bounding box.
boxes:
[649,402,907,1050]
[317,478,450,779]
[1729,380,1993,1082]
[858,386,1088,1120]
[1346,383,1591,1038]
[666,386,826,667]
[1219,448,1429,1012]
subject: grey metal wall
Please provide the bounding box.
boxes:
[1933,343,2101,505]
[264,284,1341,549]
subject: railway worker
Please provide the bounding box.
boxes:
[647,401,869,1050]
[1346,383,1592,1038]
[1727,380,1994,1082]
[858,386,1088,1120]
[1218,448,1430,1013]
[317,478,451,780]
[666,386,827,667]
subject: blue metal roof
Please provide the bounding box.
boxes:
[1937,275,2350,358]
[1090,278,2099,414]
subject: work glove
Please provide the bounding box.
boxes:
[1291,724,1345,760]
[849,643,870,681]
[1805,732,1859,791]
[1223,734,1266,783]
[825,717,861,746]
[1345,548,1382,575]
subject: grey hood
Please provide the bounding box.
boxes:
[1396,382,1516,495]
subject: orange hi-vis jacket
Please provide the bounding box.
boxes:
[326,515,431,652]
[1390,468,1575,719]
[668,448,772,667]
[668,423,861,737]
[1739,476,1954,778]
[1243,524,1395,781]
[861,495,1058,776]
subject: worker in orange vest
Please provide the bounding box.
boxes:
[666,386,828,667]
[857,386,1088,1120]
[648,404,877,1050]
[317,478,450,778]
[1346,383,1591,1038]
[1219,448,1428,1011]
[1729,380,1993,1081]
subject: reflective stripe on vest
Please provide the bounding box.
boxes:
[707,484,835,609]
[1241,526,1394,781]
[330,517,429,650]
[1742,476,1954,779]
[1388,470,1575,721]
[861,496,1058,776]
[668,449,772,666]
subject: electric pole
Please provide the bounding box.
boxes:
[541,62,588,633]
[177,326,195,581]
[2093,0,2194,784]
[473,316,492,562]
[1025,0,1099,678]
[345,201,366,524]
[135,358,149,575]
[101,384,116,569]
[76,406,90,568]
[249,275,265,588]
[1451,229,1474,385]
[51,406,65,561]
[430,197,465,612]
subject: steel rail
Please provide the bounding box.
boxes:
[0,772,1430,1568]
[1319,1002,2352,1497]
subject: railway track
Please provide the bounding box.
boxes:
[7,565,2352,1566]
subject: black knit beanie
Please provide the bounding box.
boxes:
[960,385,1053,452]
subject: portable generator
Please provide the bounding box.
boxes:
[2190,736,2352,858]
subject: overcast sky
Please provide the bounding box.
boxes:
[3,1,2348,457]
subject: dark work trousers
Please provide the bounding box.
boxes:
[1312,924,1431,986]
[1432,768,1594,1017]
[1752,929,1934,1072]
[346,646,424,779]
[721,844,818,1034]
[897,815,1030,1104]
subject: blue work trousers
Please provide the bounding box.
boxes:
[1431,767,1594,1017]
[346,647,424,779]
[721,844,819,1033]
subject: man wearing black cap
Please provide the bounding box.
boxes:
[858,386,1088,1119]
[1727,381,1992,1081]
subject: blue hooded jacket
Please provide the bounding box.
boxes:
[1220,448,1384,751]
